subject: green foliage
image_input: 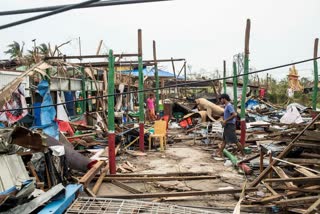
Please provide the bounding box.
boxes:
[4,41,24,59]
[265,76,316,107]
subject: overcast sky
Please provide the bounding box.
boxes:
[1,0,319,80]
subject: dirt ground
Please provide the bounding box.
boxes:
[93,133,250,212]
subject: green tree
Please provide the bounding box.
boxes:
[4,41,25,63]
[37,43,49,56]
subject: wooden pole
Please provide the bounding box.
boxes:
[108,50,116,174]
[171,57,177,96]
[223,60,227,94]
[153,40,159,113]
[80,67,87,114]
[313,38,319,111]
[233,62,238,110]
[96,40,103,55]
[240,19,251,146]
[138,29,145,152]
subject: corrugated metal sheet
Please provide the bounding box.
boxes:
[0,154,30,192]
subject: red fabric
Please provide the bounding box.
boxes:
[57,120,74,136]
[259,88,266,98]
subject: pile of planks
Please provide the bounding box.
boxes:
[242,113,320,213]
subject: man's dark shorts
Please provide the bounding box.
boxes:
[223,123,238,143]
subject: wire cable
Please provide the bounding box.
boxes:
[0,0,172,16]
[0,0,100,30]
[0,56,319,113]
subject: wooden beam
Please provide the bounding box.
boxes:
[111,180,143,194]
[79,160,105,188]
[304,196,320,214]
[262,181,278,196]
[272,166,297,187]
[285,158,320,165]
[295,167,318,177]
[98,187,258,199]
[92,164,109,195]
[275,195,319,206]
[103,175,219,182]
[260,185,320,204]
[104,172,210,177]
[264,176,320,184]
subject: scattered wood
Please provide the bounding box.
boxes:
[92,164,109,195]
[264,176,320,184]
[304,196,320,214]
[98,187,258,199]
[275,195,319,206]
[105,172,211,177]
[111,180,143,194]
[79,160,105,188]
[103,175,219,182]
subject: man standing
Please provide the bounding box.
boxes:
[146,93,156,122]
[217,94,244,157]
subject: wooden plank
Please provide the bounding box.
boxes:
[295,167,318,177]
[84,187,96,197]
[260,185,320,204]
[272,166,297,187]
[275,195,319,206]
[27,162,44,190]
[98,187,258,199]
[102,175,219,182]
[250,113,320,187]
[262,181,278,196]
[300,152,320,159]
[272,157,320,174]
[111,180,143,194]
[276,187,320,194]
[79,160,105,188]
[264,176,320,184]
[92,164,109,195]
[294,142,320,149]
[103,172,210,177]
[67,132,97,139]
[304,196,320,214]
[287,208,307,214]
[285,158,320,165]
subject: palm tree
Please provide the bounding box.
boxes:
[4,41,25,64]
[37,43,49,56]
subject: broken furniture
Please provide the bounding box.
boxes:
[148,120,167,151]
